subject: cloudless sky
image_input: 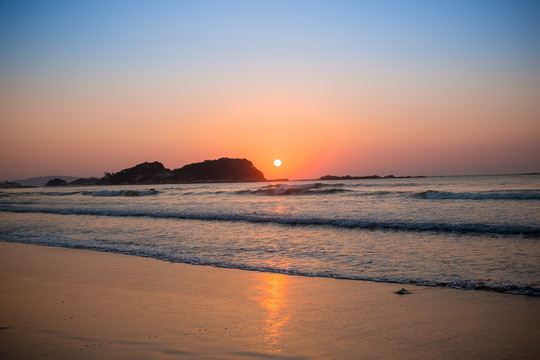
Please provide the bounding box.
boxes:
[1,0,539,180]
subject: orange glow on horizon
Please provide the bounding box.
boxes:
[1,1,539,180]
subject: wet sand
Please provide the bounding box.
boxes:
[1,242,539,359]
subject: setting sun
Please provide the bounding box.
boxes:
[274,159,282,167]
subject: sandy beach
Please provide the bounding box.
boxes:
[1,242,539,359]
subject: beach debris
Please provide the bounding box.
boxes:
[395,288,410,295]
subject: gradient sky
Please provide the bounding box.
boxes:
[1,0,539,180]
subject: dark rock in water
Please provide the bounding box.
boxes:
[44,178,69,187]
[69,177,99,186]
[395,288,411,295]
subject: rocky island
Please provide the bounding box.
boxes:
[97,158,266,185]
[44,178,69,187]
[3,158,266,187]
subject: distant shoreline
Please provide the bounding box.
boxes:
[3,172,538,189]
[318,174,426,181]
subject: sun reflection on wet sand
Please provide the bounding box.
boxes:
[255,272,291,354]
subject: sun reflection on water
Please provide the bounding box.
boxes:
[255,273,290,354]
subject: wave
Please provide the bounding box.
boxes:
[245,184,540,200]
[1,206,538,237]
[42,189,160,197]
[236,183,353,196]
[232,184,540,199]
[10,185,540,200]
[1,238,537,296]
[43,191,82,196]
[85,189,159,197]
[418,190,540,200]
[38,184,351,197]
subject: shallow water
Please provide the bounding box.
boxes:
[1,174,539,295]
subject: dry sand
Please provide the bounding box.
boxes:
[1,242,539,359]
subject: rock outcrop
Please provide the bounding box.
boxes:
[44,178,69,187]
[172,158,265,183]
[98,162,170,185]
[69,177,99,186]
[98,158,265,185]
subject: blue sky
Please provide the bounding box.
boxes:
[3,0,538,74]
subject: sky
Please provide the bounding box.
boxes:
[1,0,539,180]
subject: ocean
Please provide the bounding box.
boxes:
[1,174,539,295]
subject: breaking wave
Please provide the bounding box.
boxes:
[1,237,538,296]
[14,186,540,200]
[231,184,540,200]
[43,191,82,196]
[235,183,353,196]
[42,189,160,197]
[418,190,540,200]
[84,189,159,197]
[1,206,538,237]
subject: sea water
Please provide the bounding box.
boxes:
[1,174,539,295]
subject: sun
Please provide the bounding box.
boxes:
[274,159,282,167]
